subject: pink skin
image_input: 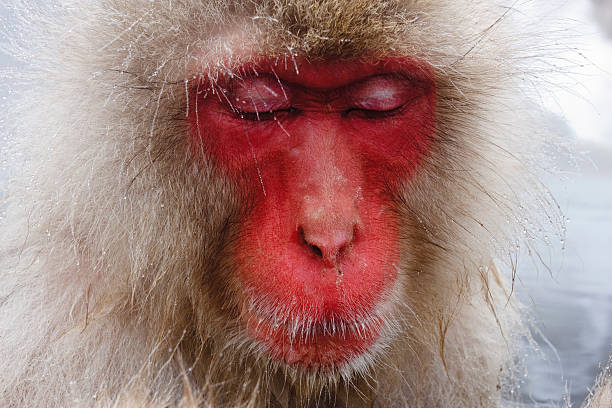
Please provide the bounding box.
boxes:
[190,57,436,368]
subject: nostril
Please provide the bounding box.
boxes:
[310,244,323,258]
[297,224,355,267]
[298,227,323,258]
[337,243,347,258]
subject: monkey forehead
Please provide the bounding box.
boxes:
[256,57,433,89]
[199,56,435,90]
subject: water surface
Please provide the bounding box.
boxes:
[519,171,612,406]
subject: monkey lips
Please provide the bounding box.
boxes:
[243,305,386,368]
[190,57,436,368]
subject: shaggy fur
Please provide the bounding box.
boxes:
[584,358,612,408]
[0,0,568,407]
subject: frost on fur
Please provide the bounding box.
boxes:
[0,1,569,407]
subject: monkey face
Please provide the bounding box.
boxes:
[189,57,436,370]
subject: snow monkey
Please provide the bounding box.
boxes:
[0,0,586,407]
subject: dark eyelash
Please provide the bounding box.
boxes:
[235,108,297,122]
[342,104,407,119]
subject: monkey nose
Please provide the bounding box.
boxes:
[298,222,356,267]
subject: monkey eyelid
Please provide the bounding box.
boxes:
[229,76,291,114]
[342,104,408,119]
[347,74,417,113]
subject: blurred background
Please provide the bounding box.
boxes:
[517,0,612,406]
[0,1,611,407]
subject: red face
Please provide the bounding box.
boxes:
[190,58,436,369]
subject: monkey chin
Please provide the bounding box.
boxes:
[237,251,401,371]
[243,304,388,370]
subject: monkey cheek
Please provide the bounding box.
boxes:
[234,204,400,368]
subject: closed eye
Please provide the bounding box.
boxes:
[342,104,407,119]
[229,75,291,120]
[345,74,419,117]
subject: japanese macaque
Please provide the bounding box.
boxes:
[0,0,574,407]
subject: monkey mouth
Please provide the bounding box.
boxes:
[243,308,384,368]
